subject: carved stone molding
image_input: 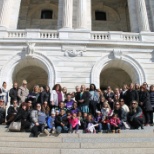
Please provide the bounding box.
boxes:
[113,49,122,59]
[62,45,86,57]
[23,42,36,57]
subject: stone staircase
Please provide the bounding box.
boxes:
[0,125,154,154]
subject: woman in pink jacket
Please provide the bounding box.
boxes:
[110,113,121,133]
[69,113,79,133]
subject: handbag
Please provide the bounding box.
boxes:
[9,121,21,132]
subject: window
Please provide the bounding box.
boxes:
[95,11,107,21]
[41,10,53,19]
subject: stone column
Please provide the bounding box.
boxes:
[0,0,12,29]
[136,0,150,31]
[127,0,139,32]
[76,0,91,30]
[62,0,73,29]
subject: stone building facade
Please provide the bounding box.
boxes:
[0,0,154,91]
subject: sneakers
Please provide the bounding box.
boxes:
[44,129,50,136]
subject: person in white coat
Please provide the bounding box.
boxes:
[50,84,64,109]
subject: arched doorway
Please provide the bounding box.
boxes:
[91,53,146,89]
[12,58,48,91]
[100,68,132,90]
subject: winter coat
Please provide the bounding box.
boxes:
[139,91,152,111]
[50,90,64,106]
[110,117,121,126]
[69,117,79,128]
[47,116,55,129]
[18,86,29,103]
[75,91,91,106]
[149,91,154,108]
[125,90,139,106]
[9,87,19,104]
[55,114,68,127]
[114,108,127,122]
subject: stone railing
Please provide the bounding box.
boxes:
[91,32,141,42]
[91,32,109,40]
[8,31,27,38]
[40,31,59,39]
[6,30,59,39]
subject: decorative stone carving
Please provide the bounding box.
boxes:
[62,46,86,57]
[113,49,122,59]
[22,42,36,57]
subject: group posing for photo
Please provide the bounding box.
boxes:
[0,80,153,137]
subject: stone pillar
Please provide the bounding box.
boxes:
[136,0,150,31]
[77,0,91,30]
[127,0,139,32]
[62,0,73,29]
[0,0,12,29]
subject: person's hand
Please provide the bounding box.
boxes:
[61,122,64,127]
[140,102,143,105]
[51,101,55,106]
[35,122,39,126]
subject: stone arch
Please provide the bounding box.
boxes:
[0,52,56,89]
[91,53,146,89]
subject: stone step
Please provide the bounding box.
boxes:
[0,131,154,139]
[0,147,154,154]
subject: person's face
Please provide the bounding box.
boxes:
[56,85,59,91]
[90,85,95,90]
[81,85,85,92]
[56,111,59,116]
[46,86,49,91]
[73,103,77,108]
[36,104,41,111]
[13,101,18,107]
[3,83,7,88]
[76,86,80,92]
[60,110,65,116]
[101,97,105,102]
[129,83,134,90]
[150,86,154,91]
[0,101,4,106]
[119,99,124,106]
[27,101,32,107]
[87,115,92,121]
[14,83,18,88]
[23,83,27,87]
[107,87,111,92]
[59,102,64,108]
[132,101,137,108]
[115,88,119,94]
[83,113,87,118]
[22,105,26,110]
[115,103,120,109]
[51,113,55,118]
[43,101,48,107]
[63,87,67,93]
[67,95,71,101]
[103,103,108,108]
[72,113,76,119]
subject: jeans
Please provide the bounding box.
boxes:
[56,126,68,134]
[69,124,79,132]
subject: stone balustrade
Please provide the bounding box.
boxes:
[1,30,154,43]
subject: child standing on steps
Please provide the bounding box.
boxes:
[110,114,121,133]
[69,113,79,133]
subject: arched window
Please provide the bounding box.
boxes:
[41,10,53,19]
[95,11,107,21]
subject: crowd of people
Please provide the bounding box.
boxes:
[0,80,154,137]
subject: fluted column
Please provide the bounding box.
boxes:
[76,0,91,30]
[136,0,150,31]
[0,0,12,28]
[62,0,73,29]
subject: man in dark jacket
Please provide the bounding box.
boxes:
[55,109,68,134]
[125,83,139,107]
[9,82,19,104]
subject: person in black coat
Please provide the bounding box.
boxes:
[149,85,154,125]
[55,109,68,134]
[75,85,91,113]
[0,100,5,124]
[139,86,152,125]
[128,101,144,129]
[125,83,139,107]
[9,82,19,104]
[14,102,31,131]
[6,100,19,125]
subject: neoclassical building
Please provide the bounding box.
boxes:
[0,0,154,91]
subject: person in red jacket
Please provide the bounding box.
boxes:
[110,113,121,133]
[68,113,79,133]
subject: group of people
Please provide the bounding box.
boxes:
[0,80,154,137]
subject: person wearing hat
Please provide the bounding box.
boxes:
[18,80,29,105]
